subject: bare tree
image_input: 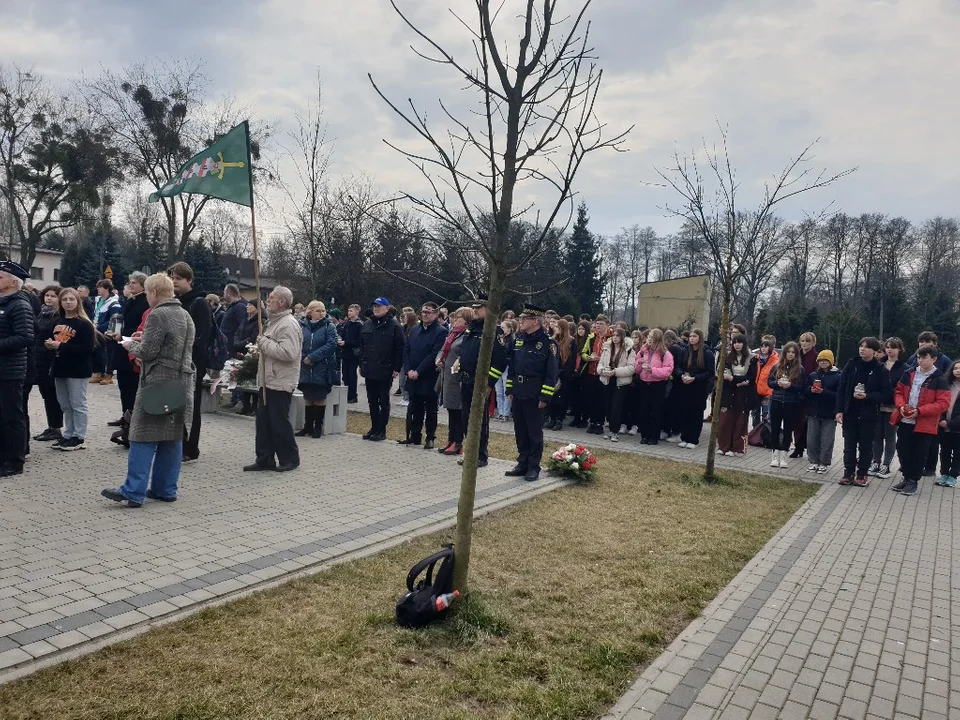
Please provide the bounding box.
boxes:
[278,74,334,297]
[656,127,854,481]
[0,65,119,266]
[371,0,628,591]
[733,212,784,329]
[84,60,267,262]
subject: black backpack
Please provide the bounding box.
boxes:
[396,544,455,628]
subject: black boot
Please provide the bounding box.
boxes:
[312,405,325,438]
[296,407,315,437]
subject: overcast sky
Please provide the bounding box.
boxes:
[2,0,958,241]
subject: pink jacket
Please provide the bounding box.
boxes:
[635,346,674,383]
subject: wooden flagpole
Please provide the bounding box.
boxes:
[250,203,263,337]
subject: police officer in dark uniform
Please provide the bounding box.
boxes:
[504,304,559,482]
[457,296,507,468]
[0,261,35,478]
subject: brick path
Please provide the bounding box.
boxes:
[0,384,565,679]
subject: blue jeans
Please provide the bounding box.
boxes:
[55,377,88,439]
[120,440,183,504]
[496,375,511,417]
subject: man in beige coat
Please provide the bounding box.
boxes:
[243,286,303,472]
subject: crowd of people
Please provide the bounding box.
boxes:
[0,257,955,503]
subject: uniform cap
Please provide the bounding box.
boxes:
[0,261,29,280]
[518,303,546,318]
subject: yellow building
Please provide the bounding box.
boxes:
[637,274,712,330]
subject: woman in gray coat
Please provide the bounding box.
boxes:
[436,307,472,455]
[101,273,196,508]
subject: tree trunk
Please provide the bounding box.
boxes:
[452,267,505,594]
[704,233,736,482]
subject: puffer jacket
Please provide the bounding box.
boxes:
[754,351,779,399]
[0,291,35,381]
[598,340,636,386]
[299,316,338,388]
[804,366,842,418]
[34,305,60,380]
[891,367,950,435]
[767,364,806,404]
[635,345,675,383]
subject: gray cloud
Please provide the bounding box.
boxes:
[2,0,957,241]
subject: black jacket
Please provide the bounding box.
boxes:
[113,292,149,367]
[836,357,891,420]
[459,318,508,387]
[360,314,405,381]
[234,313,261,354]
[220,299,248,356]
[177,288,212,371]
[34,305,60,380]
[882,360,909,407]
[20,290,40,384]
[0,291,35,382]
[676,343,716,393]
[804,366,842,418]
[338,318,364,357]
[719,354,757,408]
[402,319,448,396]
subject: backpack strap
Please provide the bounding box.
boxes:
[406,544,454,591]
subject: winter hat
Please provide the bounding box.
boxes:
[817,349,835,365]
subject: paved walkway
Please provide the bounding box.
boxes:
[0,384,565,679]
[603,465,958,719]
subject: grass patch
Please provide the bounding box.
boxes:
[0,416,817,720]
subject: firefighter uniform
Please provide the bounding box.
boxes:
[504,305,559,481]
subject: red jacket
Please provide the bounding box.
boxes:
[890,368,950,435]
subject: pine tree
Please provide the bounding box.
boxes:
[564,202,604,316]
[184,241,228,294]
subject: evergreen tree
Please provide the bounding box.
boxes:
[184,241,228,294]
[564,202,604,316]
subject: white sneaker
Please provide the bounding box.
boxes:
[816,465,828,474]
[779,455,790,468]
[619,425,627,434]
[806,464,818,472]
[660,431,669,440]
[664,435,677,443]
[678,441,689,448]
[610,433,619,442]
[399,399,409,406]
[686,443,698,450]
[771,450,780,467]
[628,427,637,436]
[724,450,735,457]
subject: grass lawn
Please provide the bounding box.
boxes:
[0,415,818,720]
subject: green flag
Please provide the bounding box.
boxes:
[148,122,253,207]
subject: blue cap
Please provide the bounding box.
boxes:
[373,296,390,306]
[0,261,29,280]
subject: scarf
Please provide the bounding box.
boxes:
[440,324,466,363]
